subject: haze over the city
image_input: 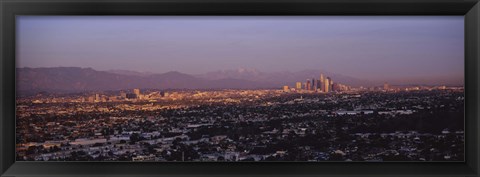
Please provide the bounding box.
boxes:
[17,16,464,85]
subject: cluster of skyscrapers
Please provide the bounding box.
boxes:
[87,88,151,103]
[120,88,143,99]
[284,74,350,93]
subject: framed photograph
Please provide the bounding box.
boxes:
[1,0,479,176]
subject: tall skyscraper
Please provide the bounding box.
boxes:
[329,78,334,92]
[296,82,302,90]
[324,77,330,93]
[312,78,316,91]
[283,85,290,92]
[306,80,311,91]
[320,74,325,92]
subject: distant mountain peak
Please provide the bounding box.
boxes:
[16,67,276,94]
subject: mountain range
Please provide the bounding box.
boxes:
[17,67,376,94]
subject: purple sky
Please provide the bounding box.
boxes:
[17,16,464,84]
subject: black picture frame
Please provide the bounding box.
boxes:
[1,0,479,176]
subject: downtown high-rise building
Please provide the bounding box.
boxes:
[316,79,321,91]
[324,77,330,93]
[312,78,316,91]
[329,78,334,92]
[306,79,311,91]
[296,82,302,90]
[320,74,325,92]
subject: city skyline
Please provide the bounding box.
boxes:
[16,67,464,95]
[16,16,465,162]
[17,16,464,85]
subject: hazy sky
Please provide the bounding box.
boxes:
[17,16,464,83]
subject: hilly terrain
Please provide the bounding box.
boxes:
[17,67,373,93]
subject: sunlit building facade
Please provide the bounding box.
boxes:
[320,74,325,92]
[324,77,330,93]
[296,82,302,90]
